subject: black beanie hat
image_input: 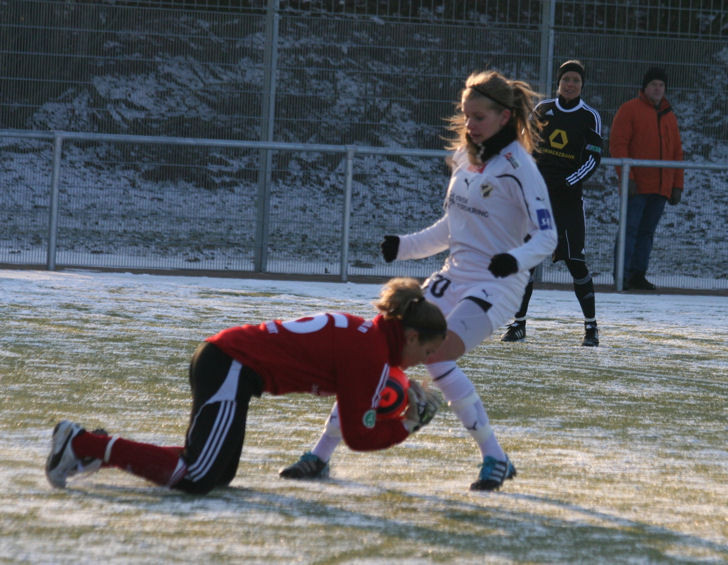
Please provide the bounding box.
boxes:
[642,67,667,90]
[557,60,585,85]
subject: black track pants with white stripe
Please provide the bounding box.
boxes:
[174,341,263,494]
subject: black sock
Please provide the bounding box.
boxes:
[574,274,596,320]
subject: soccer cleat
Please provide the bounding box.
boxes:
[501,320,526,342]
[470,455,516,491]
[582,321,599,347]
[45,420,103,488]
[278,451,330,480]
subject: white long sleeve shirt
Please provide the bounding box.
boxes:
[398,141,557,283]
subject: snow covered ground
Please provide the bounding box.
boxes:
[1,269,726,563]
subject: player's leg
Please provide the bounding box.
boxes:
[501,268,534,342]
[45,341,217,490]
[562,202,599,345]
[426,291,518,491]
[278,404,336,479]
[47,342,262,493]
[174,342,262,494]
[566,259,599,346]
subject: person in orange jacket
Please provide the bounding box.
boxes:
[609,67,684,290]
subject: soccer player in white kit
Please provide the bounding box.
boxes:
[280,69,557,491]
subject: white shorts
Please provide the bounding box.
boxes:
[422,270,527,353]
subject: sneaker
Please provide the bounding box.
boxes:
[278,451,329,480]
[45,420,103,488]
[582,322,599,347]
[501,320,526,342]
[628,274,656,290]
[470,455,517,491]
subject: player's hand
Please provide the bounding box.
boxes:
[488,253,518,278]
[403,380,443,434]
[628,179,638,197]
[380,235,400,263]
[669,187,682,205]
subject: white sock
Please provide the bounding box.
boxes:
[311,434,340,463]
[426,361,505,460]
[310,403,341,463]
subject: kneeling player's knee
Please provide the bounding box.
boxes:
[173,477,217,495]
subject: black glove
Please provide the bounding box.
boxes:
[488,253,518,278]
[380,235,400,263]
[669,187,682,205]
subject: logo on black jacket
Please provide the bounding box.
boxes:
[549,129,568,149]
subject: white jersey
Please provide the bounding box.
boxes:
[398,141,557,283]
[396,140,557,349]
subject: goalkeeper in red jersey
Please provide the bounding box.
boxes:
[45,277,446,494]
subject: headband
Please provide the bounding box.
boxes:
[471,85,512,110]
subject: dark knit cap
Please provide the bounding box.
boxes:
[642,67,667,90]
[557,60,585,85]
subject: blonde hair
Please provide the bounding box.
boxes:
[375,277,447,343]
[446,70,542,164]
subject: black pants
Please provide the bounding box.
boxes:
[174,342,263,494]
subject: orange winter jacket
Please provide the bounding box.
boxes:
[609,91,684,198]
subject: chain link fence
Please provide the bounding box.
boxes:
[1,1,726,290]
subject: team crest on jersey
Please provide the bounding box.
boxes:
[504,152,520,169]
[362,409,377,428]
[480,182,495,198]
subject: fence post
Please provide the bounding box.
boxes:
[47,134,63,271]
[538,0,555,96]
[614,160,631,291]
[254,0,280,272]
[340,147,355,282]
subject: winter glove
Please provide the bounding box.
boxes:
[403,380,443,434]
[380,235,400,263]
[628,179,638,197]
[488,253,518,278]
[669,187,682,206]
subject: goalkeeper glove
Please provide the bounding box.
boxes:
[403,380,443,434]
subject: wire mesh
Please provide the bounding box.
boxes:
[1,0,726,288]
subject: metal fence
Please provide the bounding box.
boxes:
[2,129,726,291]
[1,1,727,290]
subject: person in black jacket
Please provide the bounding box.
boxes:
[502,60,602,346]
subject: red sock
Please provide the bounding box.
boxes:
[73,432,185,487]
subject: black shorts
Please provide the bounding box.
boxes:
[550,198,586,263]
[174,342,263,494]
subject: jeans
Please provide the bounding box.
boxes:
[616,193,667,281]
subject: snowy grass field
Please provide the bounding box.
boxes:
[1,269,726,564]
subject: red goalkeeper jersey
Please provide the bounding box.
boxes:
[206,313,409,451]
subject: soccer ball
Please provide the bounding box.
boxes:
[376,366,410,420]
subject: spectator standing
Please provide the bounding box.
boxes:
[609,67,684,290]
[501,60,603,346]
